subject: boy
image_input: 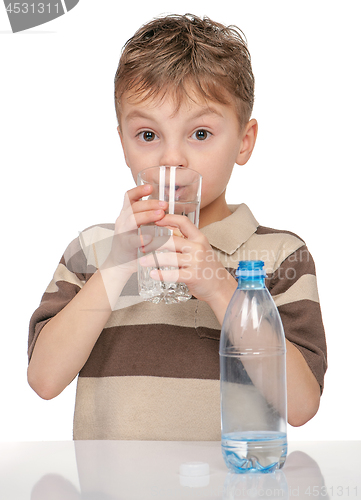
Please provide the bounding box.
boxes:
[28,14,327,440]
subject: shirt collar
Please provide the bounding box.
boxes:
[200,204,259,255]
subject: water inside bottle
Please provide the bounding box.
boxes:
[222,431,287,473]
[220,353,287,473]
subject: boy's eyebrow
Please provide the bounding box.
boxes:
[124,110,157,122]
[190,107,225,120]
[124,106,224,122]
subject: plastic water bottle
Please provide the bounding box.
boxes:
[219,260,287,473]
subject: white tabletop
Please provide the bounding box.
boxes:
[0,440,360,499]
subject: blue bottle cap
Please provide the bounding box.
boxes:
[236,260,266,278]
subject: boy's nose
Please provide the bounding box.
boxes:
[159,144,188,168]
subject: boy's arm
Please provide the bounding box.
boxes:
[266,244,327,425]
[27,266,131,400]
[28,185,167,400]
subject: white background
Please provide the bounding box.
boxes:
[1,1,360,442]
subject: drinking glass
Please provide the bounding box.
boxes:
[137,166,202,304]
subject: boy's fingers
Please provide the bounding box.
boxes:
[117,209,166,235]
[126,184,153,204]
[139,232,170,252]
[131,198,168,214]
[121,184,152,214]
[121,186,168,224]
[134,209,166,227]
[155,214,202,241]
[142,234,193,255]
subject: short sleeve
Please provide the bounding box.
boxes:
[28,235,95,362]
[266,245,328,394]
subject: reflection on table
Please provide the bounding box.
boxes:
[0,441,359,499]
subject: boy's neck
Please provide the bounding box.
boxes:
[199,193,233,228]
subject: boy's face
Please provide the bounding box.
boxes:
[118,89,256,223]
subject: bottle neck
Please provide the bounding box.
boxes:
[237,276,266,290]
[236,261,266,290]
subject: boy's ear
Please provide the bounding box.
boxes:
[236,119,258,166]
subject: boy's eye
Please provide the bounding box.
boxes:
[193,129,210,141]
[139,131,157,142]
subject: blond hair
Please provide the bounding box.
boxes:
[114,13,255,129]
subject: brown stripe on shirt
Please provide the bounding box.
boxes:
[267,245,316,295]
[28,280,81,360]
[79,323,220,380]
[255,225,306,242]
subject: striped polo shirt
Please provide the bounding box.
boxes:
[28,204,327,440]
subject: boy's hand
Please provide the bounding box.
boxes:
[139,214,237,310]
[103,184,167,273]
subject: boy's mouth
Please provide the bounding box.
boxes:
[164,185,185,201]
